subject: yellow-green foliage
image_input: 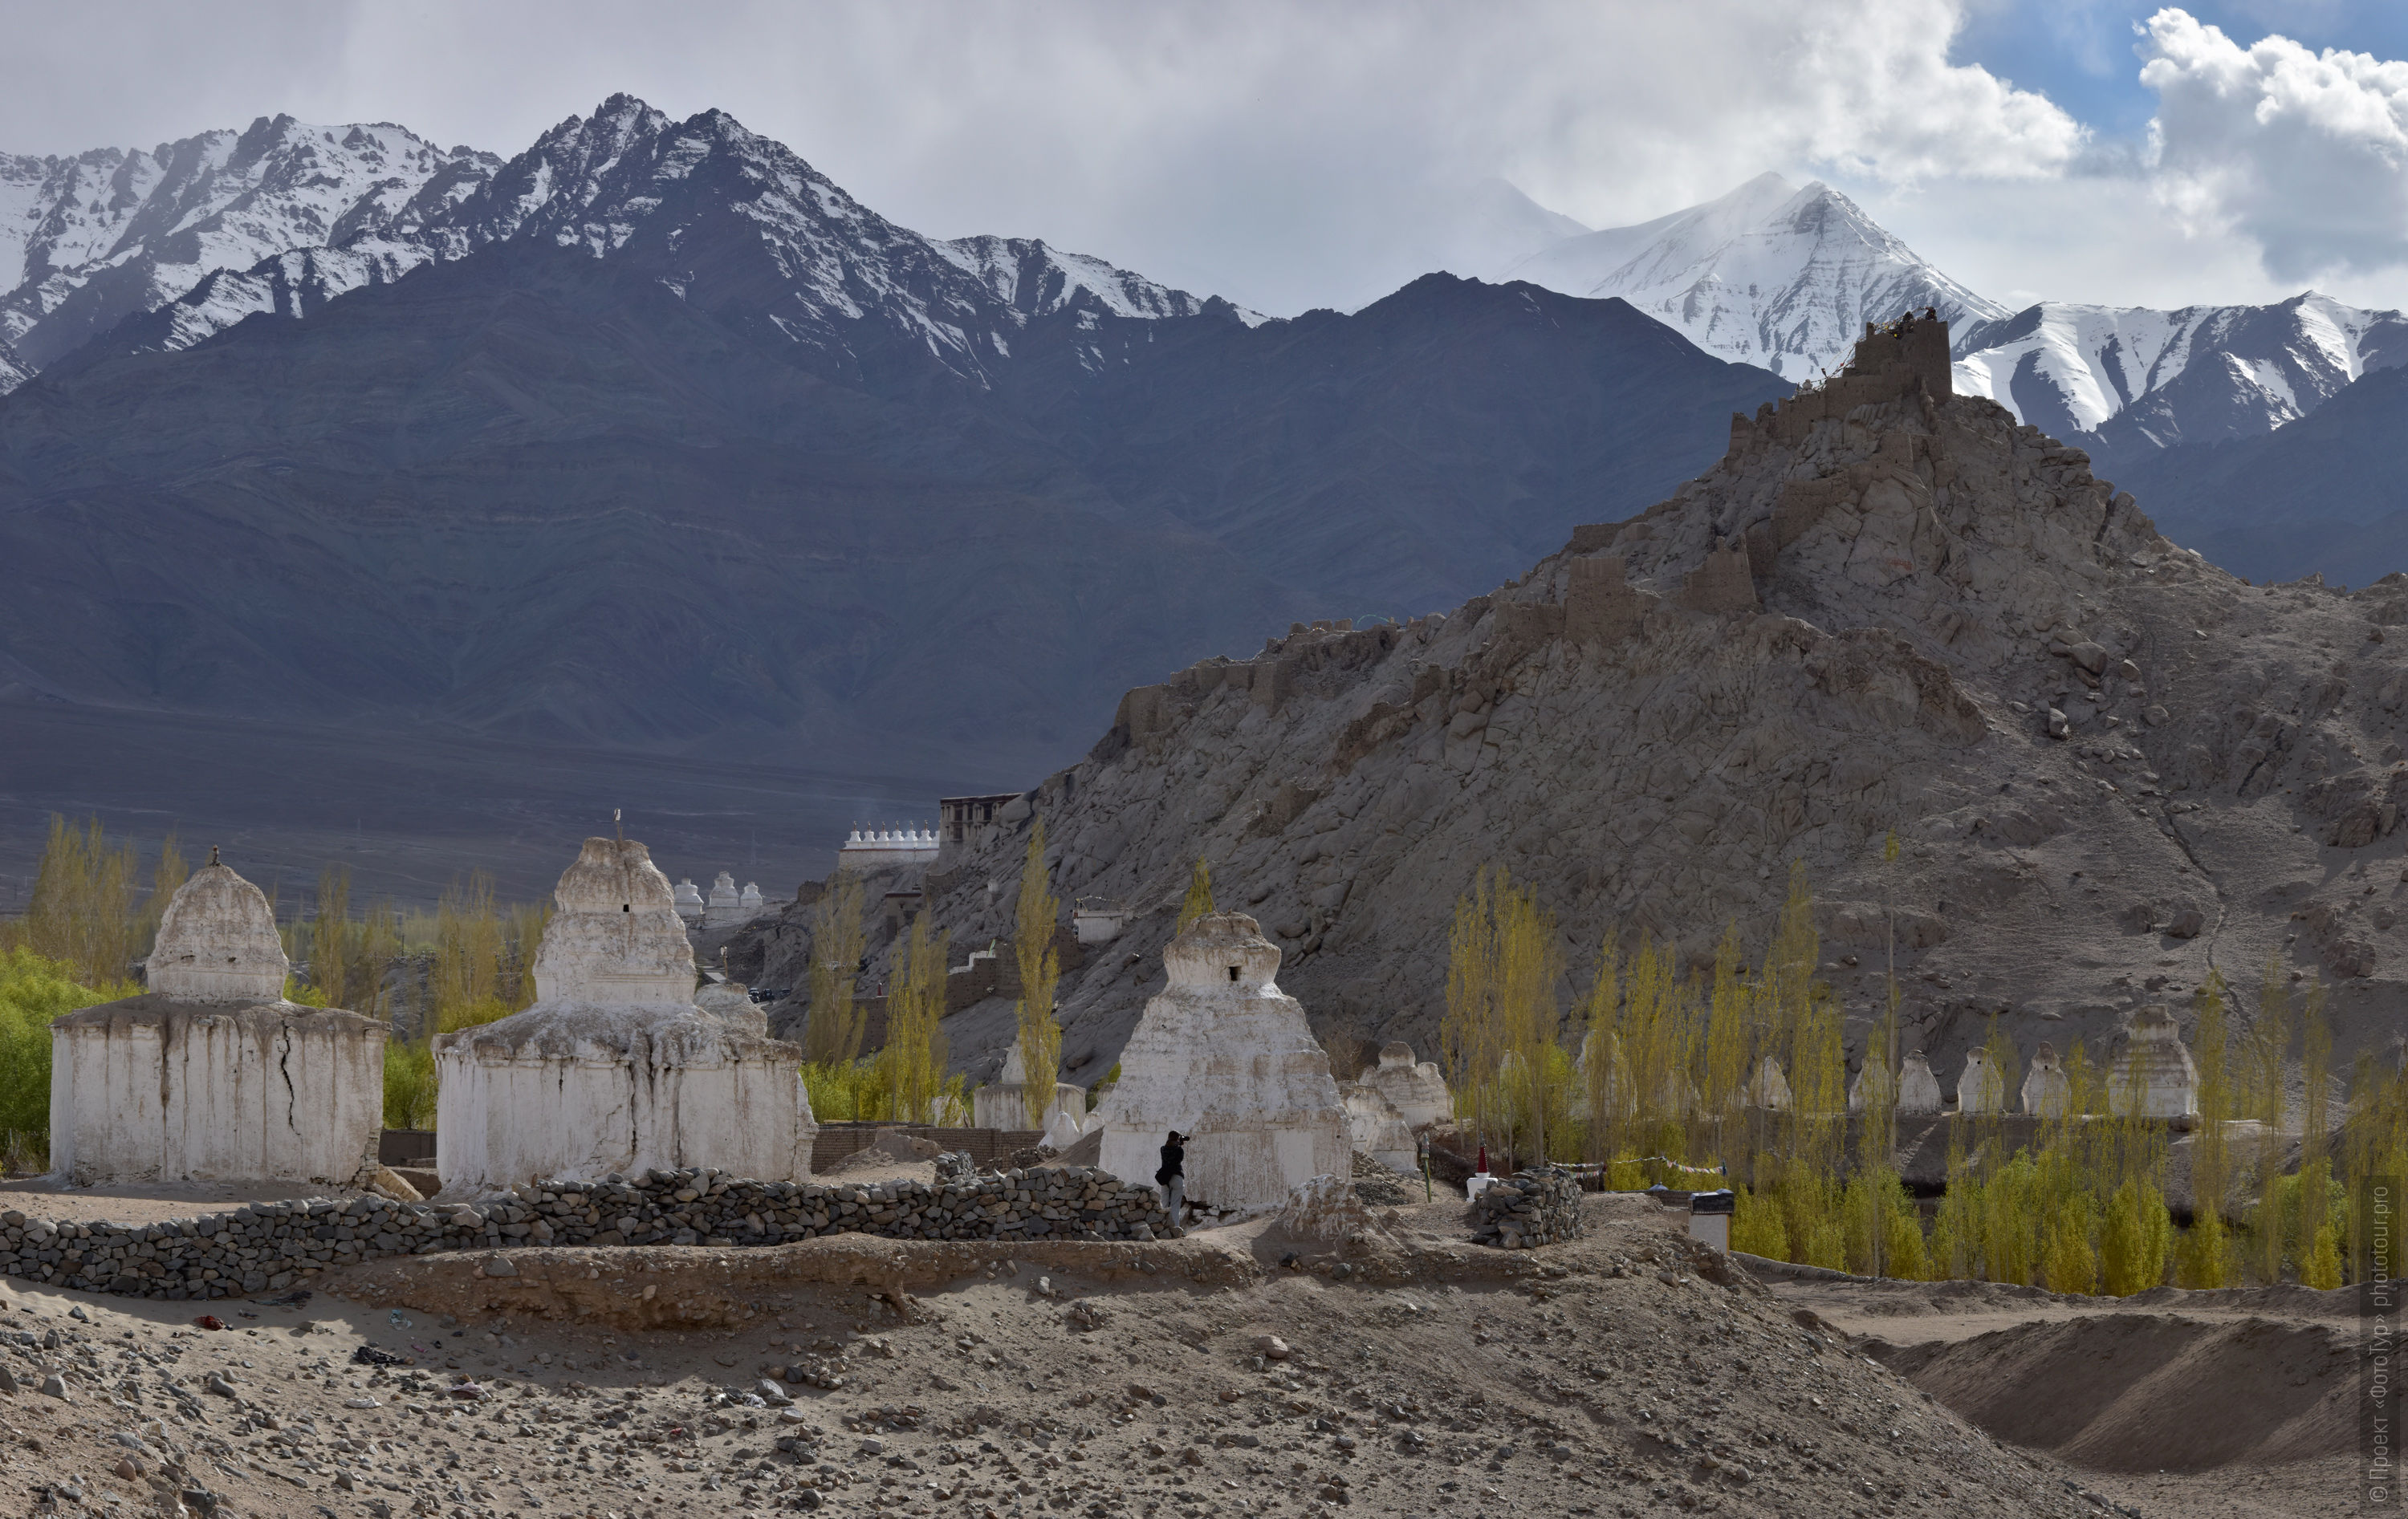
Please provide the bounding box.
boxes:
[1013,819,1063,1129]
[23,815,140,986]
[802,1058,969,1127]
[1442,867,1566,1162]
[0,948,135,1168]
[878,915,952,1124]
[1175,857,1214,932]
[2098,1179,2172,1296]
[1841,1170,1926,1278]
[384,1038,438,1131]
[2184,973,2234,1288]
[805,875,868,1066]
[1729,1185,1788,1260]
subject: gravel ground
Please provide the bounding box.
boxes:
[0,1191,2146,1519]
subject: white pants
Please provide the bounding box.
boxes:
[1162,1176,1185,1221]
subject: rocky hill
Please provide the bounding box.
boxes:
[893,320,2408,1090]
[2117,364,2408,588]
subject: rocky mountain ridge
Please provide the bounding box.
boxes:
[0,114,494,380]
[1952,292,2408,474]
[1505,173,2008,382]
[34,95,1250,392]
[1505,173,2408,511]
[892,323,2408,1090]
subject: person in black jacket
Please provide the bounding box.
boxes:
[1156,1131,1186,1224]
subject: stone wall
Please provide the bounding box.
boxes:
[1469,1166,1584,1249]
[0,1164,1173,1301]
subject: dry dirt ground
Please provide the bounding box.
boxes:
[1763,1267,2361,1519]
[0,1185,2360,1519]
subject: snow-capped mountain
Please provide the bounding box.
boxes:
[0,116,495,382]
[1502,172,2007,380]
[1950,294,2408,468]
[68,96,1251,391]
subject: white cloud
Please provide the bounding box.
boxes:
[2141,6,2408,279]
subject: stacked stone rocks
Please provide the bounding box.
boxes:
[0,1164,1170,1301]
[1468,1166,1584,1250]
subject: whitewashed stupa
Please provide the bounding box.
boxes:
[1748,1054,1793,1110]
[1339,1082,1418,1173]
[1898,1053,1944,1115]
[433,838,815,1197]
[1956,1048,2005,1114]
[1094,912,1348,1210]
[1361,1041,1452,1129]
[48,856,385,1185]
[974,1041,1086,1131]
[2108,1004,2199,1119]
[2022,1042,2072,1118]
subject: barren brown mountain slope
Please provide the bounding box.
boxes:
[849,325,2408,1086]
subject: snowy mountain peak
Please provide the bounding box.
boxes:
[0,116,496,372]
[1950,290,2408,465]
[28,95,1254,395]
[1503,173,2005,380]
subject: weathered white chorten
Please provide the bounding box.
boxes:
[2108,1004,2199,1119]
[1897,1053,1944,1115]
[1095,912,1348,1211]
[973,1041,1086,1131]
[738,882,764,917]
[673,879,705,925]
[706,871,742,924]
[1339,1082,1418,1173]
[1361,1040,1452,1129]
[434,838,816,1196]
[1956,1048,2006,1114]
[2022,1042,2072,1118]
[48,857,385,1185]
[1747,1054,1793,1111]
[1848,1056,1897,1111]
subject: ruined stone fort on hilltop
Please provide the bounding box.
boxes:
[908,301,2408,1082]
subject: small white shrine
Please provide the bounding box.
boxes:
[1093,912,1348,1211]
[48,857,385,1185]
[2108,1004,2199,1119]
[434,837,815,1196]
[2022,1042,2072,1118]
[1361,1040,1452,1129]
[973,1041,1086,1131]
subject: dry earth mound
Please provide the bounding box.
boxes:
[1873,1313,2355,1472]
[874,351,2408,1082]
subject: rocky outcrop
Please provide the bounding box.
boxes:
[906,320,2408,1091]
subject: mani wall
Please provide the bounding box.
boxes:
[0,1164,1173,1302]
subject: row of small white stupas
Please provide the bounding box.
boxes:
[43,841,1397,1216]
[1752,1003,2197,1119]
[47,839,2212,1210]
[837,825,939,871]
[671,870,767,928]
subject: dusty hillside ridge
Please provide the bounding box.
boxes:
[871,316,2408,1087]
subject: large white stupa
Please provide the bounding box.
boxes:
[433,837,815,1196]
[49,856,386,1185]
[1094,912,1348,1211]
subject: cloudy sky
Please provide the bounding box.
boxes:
[5,0,2406,316]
